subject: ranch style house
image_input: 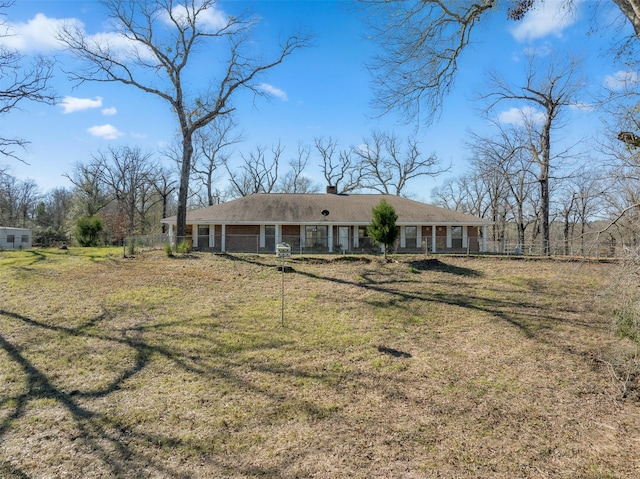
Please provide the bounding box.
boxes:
[162,188,493,254]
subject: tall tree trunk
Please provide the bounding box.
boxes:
[176,133,194,240]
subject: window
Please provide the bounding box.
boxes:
[305,225,327,249]
[405,226,417,248]
[265,225,276,251]
[7,234,15,244]
[197,225,209,249]
[451,226,463,249]
[21,235,29,243]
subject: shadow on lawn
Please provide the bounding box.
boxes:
[221,253,598,343]
[0,254,607,477]
[0,305,318,478]
[407,258,483,277]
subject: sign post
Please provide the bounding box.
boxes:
[275,243,291,327]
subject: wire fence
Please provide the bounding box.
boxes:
[119,233,623,258]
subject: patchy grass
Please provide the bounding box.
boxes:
[0,249,639,478]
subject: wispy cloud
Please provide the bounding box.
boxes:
[603,70,640,90]
[102,107,117,116]
[258,83,288,101]
[87,124,124,140]
[497,106,545,126]
[59,96,103,114]
[569,102,594,112]
[510,1,581,42]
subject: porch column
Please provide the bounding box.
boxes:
[482,225,487,253]
[417,226,422,251]
[221,224,226,253]
[446,226,452,249]
[192,224,198,248]
[300,225,305,251]
[260,225,266,248]
[431,226,437,253]
[276,225,282,244]
[168,224,175,246]
[400,226,406,248]
[209,225,215,248]
[463,226,468,249]
[353,226,359,248]
[328,225,334,253]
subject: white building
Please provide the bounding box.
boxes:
[0,227,32,250]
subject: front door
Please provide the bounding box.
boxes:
[338,226,350,252]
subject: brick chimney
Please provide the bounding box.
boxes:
[326,185,337,194]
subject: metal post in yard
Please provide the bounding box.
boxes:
[275,243,291,327]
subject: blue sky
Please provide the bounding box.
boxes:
[1,0,635,201]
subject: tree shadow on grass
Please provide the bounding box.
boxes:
[407,258,483,277]
[0,305,310,478]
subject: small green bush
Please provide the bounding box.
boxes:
[176,240,191,254]
[127,239,137,256]
[75,216,103,247]
[164,242,174,257]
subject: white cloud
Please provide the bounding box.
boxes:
[59,96,103,114]
[0,13,73,52]
[258,83,288,101]
[510,1,581,42]
[160,3,229,31]
[87,124,124,140]
[603,70,640,91]
[102,107,117,116]
[497,106,545,126]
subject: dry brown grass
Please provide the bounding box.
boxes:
[1,248,639,478]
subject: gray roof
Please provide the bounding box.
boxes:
[163,193,491,225]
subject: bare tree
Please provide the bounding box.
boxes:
[0,1,56,160]
[58,0,309,239]
[0,173,40,227]
[363,0,493,123]
[64,159,112,217]
[362,0,640,123]
[470,125,540,250]
[355,131,445,196]
[192,116,240,206]
[479,56,584,255]
[150,166,178,233]
[277,143,320,194]
[315,137,362,193]
[96,146,158,236]
[225,143,282,197]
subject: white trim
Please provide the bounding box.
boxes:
[221,224,226,252]
[400,226,406,248]
[482,225,487,252]
[431,226,436,253]
[463,226,468,248]
[260,225,266,248]
[328,225,334,253]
